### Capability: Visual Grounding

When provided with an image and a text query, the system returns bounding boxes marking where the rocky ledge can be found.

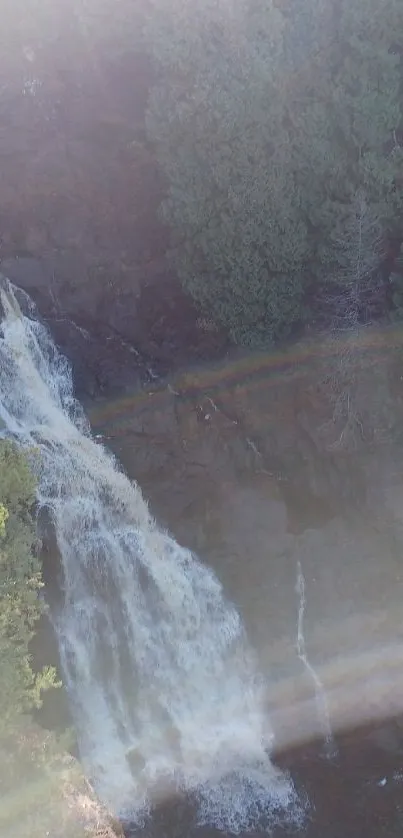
[0,255,227,399]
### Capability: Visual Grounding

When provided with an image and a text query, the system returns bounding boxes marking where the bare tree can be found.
[325,191,383,330]
[320,191,384,448]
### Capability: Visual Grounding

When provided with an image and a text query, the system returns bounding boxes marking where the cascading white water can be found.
[0,279,301,831]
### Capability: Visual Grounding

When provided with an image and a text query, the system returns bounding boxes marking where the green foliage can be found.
[0,504,8,536]
[0,441,59,736]
[293,0,403,282]
[390,244,403,319]
[146,0,308,345]
[146,0,403,344]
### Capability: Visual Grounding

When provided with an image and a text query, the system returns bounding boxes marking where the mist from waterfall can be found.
[0,279,302,831]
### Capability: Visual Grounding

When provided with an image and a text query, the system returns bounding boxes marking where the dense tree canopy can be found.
[0,0,402,352]
[146,0,403,345]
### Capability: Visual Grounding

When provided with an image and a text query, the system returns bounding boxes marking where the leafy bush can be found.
[0,441,59,736]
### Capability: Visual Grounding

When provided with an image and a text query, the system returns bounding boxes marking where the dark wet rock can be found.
[0,253,227,398]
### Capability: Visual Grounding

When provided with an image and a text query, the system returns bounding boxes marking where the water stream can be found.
[0,279,302,830]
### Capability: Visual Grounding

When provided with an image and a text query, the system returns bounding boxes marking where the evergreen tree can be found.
[146,0,309,345]
[287,0,403,284]
[389,243,403,317]
[146,0,403,342]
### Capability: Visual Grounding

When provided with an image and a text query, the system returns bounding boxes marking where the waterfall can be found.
[0,280,300,831]
[295,561,335,758]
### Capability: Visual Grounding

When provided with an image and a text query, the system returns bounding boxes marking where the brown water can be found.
[89,340,403,835]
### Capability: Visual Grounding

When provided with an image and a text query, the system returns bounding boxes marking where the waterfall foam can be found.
[0,279,302,831]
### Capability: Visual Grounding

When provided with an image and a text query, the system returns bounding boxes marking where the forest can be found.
[145,0,403,344]
[0,0,402,356]
[1,0,403,833]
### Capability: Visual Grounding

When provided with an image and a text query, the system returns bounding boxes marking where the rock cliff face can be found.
[86,339,403,755]
[91,333,403,536]
[1,253,226,398]
[0,35,226,396]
